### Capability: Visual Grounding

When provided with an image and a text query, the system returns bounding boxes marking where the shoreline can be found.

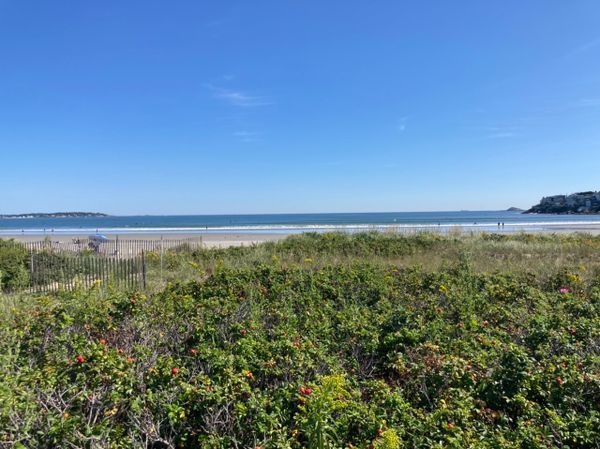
[2,223,600,248]
[2,220,600,234]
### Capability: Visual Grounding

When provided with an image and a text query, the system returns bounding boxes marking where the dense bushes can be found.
[190,232,449,264]
[148,232,600,287]
[0,239,29,291]
[1,257,599,448]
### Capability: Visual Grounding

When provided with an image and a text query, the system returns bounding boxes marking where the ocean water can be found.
[1,211,600,236]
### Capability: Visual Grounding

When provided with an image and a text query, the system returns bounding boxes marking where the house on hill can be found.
[527,191,600,214]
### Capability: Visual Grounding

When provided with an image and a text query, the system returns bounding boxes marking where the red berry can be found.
[556,376,564,385]
[240,329,247,336]
[171,367,180,375]
[75,355,85,364]
[99,338,107,345]
[190,348,198,355]
[299,386,313,396]
[127,357,135,363]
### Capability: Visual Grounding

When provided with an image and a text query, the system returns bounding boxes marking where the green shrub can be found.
[0,239,29,291]
[1,259,599,447]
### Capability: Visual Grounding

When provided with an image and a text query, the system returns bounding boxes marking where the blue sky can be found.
[1,1,599,215]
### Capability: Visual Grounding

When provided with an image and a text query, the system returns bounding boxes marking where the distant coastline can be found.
[525,191,600,215]
[0,212,108,219]
[2,211,600,238]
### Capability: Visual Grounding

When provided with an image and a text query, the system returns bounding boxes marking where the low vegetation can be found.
[1,232,600,448]
[0,239,29,291]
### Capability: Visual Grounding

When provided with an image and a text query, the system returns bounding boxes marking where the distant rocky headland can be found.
[525,191,600,214]
[0,212,108,219]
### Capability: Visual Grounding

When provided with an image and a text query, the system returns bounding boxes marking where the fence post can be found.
[30,251,34,291]
[141,250,146,289]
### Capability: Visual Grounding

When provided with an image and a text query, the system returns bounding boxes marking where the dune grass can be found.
[145,232,600,290]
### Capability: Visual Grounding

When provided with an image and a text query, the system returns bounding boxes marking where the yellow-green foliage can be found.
[374,429,401,449]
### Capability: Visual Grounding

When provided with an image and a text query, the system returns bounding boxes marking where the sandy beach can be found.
[3,223,600,249]
[3,233,290,248]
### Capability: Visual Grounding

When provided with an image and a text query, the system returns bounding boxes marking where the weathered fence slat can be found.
[23,236,203,257]
[15,236,204,293]
[28,253,144,293]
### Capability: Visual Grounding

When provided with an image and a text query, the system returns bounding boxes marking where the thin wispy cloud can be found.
[205,84,273,108]
[486,132,517,139]
[473,125,521,140]
[203,16,238,38]
[567,37,600,57]
[575,98,600,107]
[233,130,261,143]
[204,17,231,28]
[396,117,408,133]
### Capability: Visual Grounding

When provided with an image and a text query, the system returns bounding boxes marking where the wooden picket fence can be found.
[0,237,203,293]
[28,252,146,293]
[23,237,203,257]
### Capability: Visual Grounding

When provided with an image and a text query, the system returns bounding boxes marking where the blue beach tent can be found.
[89,234,110,242]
